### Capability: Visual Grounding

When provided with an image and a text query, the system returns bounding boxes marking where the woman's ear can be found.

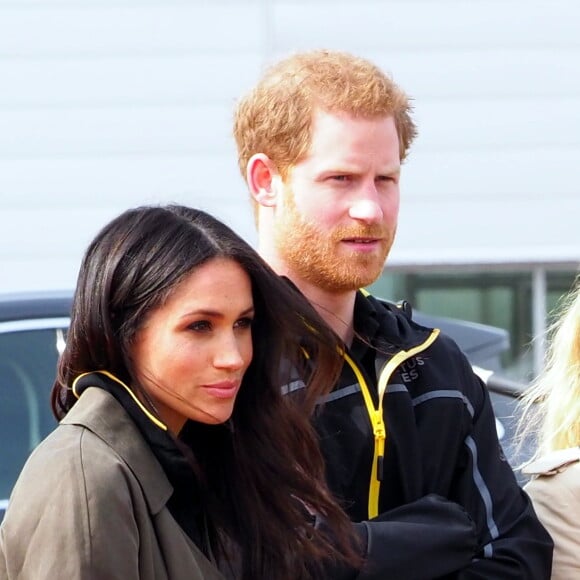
[246,154,281,207]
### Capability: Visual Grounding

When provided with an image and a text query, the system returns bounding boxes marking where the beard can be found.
[274,190,395,293]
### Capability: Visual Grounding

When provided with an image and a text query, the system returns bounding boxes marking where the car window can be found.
[0,326,64,502]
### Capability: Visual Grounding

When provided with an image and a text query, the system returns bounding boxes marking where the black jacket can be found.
[307,292,553,579]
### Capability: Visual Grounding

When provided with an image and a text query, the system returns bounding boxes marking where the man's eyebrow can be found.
[318,162,401,173]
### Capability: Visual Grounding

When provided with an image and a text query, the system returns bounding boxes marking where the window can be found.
[368,268,578,383]
[0,328,62,500]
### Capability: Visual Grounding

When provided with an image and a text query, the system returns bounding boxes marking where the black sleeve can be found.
[357,494,478,580]
[320,494,477,580]
[448,356,553,579]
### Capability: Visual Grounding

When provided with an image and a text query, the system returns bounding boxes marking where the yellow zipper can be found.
[343,328,440,519]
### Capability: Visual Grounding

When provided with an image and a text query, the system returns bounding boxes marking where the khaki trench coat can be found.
[0,387,225,580]
[524,447,580,580]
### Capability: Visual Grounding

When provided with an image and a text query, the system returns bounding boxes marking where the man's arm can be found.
[319,494,478,580]
[450,358,553,579]
[355,494,478,580]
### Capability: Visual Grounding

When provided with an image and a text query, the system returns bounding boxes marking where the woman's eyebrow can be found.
[179,305,255,320]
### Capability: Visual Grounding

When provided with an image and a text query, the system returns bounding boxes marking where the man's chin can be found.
[283,251,386,292]
[315,271,383,293]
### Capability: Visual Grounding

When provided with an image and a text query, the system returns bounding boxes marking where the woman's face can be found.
[130,257,254,434]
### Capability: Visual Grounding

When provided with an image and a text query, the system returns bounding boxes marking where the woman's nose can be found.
[213,335,246,370]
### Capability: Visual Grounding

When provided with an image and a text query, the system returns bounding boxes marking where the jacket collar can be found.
[61,385,173,515]
[355,290,433,352]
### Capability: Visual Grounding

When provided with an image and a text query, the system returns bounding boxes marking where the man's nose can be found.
[348,195,383,223]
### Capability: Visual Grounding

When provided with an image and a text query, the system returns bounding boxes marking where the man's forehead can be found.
[311,107,395,126]
[299,111,400,165]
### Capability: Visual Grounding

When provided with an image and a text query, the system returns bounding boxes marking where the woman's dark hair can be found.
[51,205,360,579]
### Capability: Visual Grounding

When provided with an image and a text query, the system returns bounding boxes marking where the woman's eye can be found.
[188,320,211,332]
[235,317,254,329]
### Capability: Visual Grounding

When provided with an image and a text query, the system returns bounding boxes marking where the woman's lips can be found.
[201,381,240,399]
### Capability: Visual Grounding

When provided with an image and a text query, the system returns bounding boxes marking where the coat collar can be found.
[355,290,433,351]
[61,387,173,514]
[523,446,580,476]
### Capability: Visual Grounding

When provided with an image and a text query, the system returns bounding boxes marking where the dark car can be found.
[0,291,70,519]
[0,291,525,522]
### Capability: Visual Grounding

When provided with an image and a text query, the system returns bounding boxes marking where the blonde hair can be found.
[233,49,417,184]
[518,277,580,461]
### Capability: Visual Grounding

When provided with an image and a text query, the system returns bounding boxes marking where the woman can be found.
[519,278,580,579]
[0,205,360,580]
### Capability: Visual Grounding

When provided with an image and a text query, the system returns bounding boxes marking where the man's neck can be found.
[258,234,357,344]
[282,273,357,346]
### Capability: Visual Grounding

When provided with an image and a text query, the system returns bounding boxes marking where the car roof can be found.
[412,310,510,362]
[0,290,72,322]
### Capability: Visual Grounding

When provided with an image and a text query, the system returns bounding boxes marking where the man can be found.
[234,50,552,579]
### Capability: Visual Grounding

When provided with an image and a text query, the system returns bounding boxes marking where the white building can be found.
[1,0,578,378]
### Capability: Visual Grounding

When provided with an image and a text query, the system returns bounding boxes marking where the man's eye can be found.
[188,320,211,332]
[377,175,398,184]
[331,175,349,182]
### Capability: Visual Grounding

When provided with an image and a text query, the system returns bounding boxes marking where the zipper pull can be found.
[373,413,386,481]
[376,432,386,481]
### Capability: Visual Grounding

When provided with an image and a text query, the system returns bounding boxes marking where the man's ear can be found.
[246,153,281,207]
